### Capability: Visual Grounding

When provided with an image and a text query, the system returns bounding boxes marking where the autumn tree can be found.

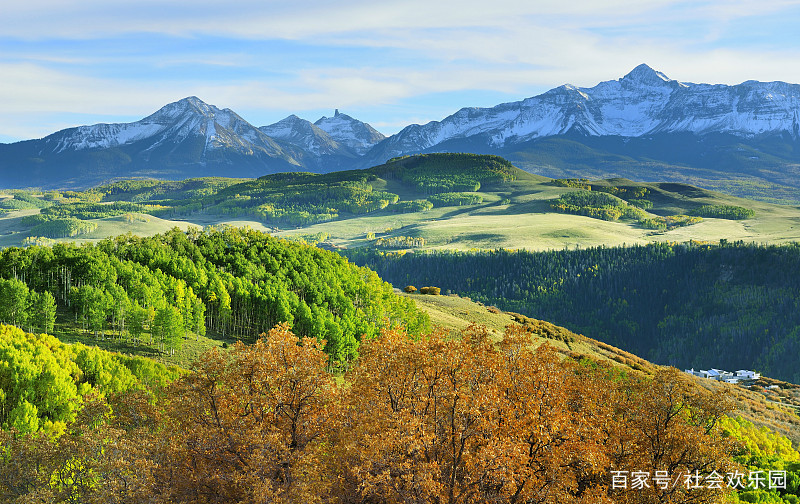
[604,367,739,504]
[336,324,612,504]
[0,393,158,504]
[155,323,339,503]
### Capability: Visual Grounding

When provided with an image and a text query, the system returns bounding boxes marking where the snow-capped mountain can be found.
[364,64,800,165]
[314,110,386,156]
[258,112,385,170]
[45,96,291,159]
[0,97,314,187]
[259,115,341,157]
[3,65,800,190]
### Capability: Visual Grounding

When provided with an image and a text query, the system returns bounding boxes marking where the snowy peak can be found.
[259,115,343,157]
[43,96,288,159]
[621,64,673,87]
[366,64,800,163]
[144,96,226,124]
[260,115,324,141]
[314,111,385,155]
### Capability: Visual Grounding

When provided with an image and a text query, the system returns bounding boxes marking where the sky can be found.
[2,0,800,143]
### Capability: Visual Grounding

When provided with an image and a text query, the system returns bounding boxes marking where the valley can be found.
[2,65,800,502]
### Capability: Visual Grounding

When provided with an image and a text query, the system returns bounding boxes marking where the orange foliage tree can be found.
[335,324,613,504]
[154,323,339,504]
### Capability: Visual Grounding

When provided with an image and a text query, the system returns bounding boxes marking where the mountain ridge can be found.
[2,65,800,194]
[363,63,800,165]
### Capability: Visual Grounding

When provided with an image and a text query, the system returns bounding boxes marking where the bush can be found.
[388,200,434,213]
[404,285,418,293]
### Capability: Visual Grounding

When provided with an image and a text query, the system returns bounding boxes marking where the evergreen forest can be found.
[347,241,800,383]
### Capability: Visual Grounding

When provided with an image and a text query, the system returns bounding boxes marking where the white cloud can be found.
[2,0,800,141]
[4,0,793,41]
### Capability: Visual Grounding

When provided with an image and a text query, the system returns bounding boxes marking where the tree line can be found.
[345,241,800,383]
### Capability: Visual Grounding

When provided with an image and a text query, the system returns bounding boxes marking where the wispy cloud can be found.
[1,0,800,140]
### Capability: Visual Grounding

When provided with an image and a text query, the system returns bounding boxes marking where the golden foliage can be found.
[0,324,740,504]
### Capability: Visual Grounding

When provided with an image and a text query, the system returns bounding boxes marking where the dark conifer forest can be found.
[346,241,800,382]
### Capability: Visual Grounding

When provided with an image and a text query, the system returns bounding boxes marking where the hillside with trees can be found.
[6,321,795,504]
[94,153,519,226]
[0,227,429,364]
[347,241,800,383]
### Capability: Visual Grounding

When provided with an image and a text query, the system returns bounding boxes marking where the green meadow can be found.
[2,153,800,252]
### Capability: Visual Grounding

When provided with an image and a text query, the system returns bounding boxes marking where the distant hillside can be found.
[6,152,800,251]
[347,242,800,384]
[8,153,523,229]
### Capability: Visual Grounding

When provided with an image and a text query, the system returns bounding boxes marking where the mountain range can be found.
[2,64,800,196]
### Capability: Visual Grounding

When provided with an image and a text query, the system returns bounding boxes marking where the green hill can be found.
[0,227,429,365]
[5,153,800,252]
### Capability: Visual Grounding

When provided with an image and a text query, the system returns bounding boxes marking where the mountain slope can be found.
[0,97,306,188]
[3,66,800,198]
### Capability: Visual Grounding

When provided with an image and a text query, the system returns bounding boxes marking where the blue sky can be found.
[2,0,800,143]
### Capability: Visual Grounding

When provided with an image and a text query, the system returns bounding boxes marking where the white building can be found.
[735,370,760,380]
[684,368,759,382]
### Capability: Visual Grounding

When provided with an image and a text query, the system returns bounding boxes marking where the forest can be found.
[5,321,799,504]
[0,227,429,364]
[346,241,800,383]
